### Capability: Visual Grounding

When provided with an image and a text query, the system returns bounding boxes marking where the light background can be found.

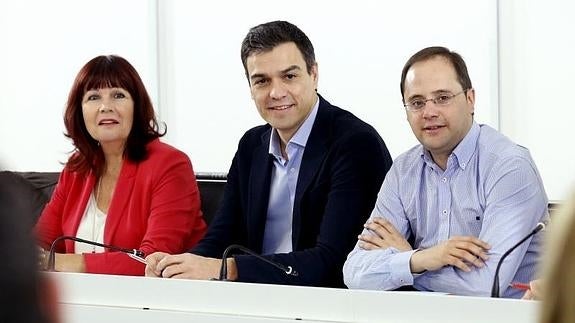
[0,0,573,201]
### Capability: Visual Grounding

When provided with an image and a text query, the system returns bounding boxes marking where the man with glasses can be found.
[343,46,548,298]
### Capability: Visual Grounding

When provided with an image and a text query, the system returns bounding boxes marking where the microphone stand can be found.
[46,235,145,271]
[218,244,298,281]
[491,223,545,297]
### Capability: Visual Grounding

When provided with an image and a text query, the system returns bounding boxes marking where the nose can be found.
[99,101,113,113]
[269,80,287,100]
[421,101,440,119]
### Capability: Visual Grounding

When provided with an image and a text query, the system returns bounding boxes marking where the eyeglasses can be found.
[404,89,468,112]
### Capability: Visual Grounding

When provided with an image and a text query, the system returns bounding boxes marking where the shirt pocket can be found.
[453,205,484,237]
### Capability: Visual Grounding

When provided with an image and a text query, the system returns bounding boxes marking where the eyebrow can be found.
[249,65,302,82]
[281,65,301,74]
[406,89,454,101]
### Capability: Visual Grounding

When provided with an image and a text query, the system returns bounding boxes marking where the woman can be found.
[36,55,206,275]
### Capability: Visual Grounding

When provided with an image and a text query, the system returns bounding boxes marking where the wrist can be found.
[225,257,238,281]
[55,253,86,273]
[409,249,427,274]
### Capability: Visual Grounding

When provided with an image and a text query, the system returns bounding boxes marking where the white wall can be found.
[160,0,498,174]
[499,0,575,201]
[0,0,572,201]
[0,0,158,170]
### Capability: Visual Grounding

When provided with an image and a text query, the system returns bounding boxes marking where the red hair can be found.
[63,55,165,176]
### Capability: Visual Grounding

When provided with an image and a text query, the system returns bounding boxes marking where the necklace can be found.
[92,178,103,253]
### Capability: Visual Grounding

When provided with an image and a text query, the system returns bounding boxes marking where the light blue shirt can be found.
[343,122,549,298]
[262,98,319,255]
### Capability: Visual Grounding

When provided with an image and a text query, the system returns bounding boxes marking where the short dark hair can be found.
[240,20,316,82]
[400,46,473,101]
[63,55,165,176]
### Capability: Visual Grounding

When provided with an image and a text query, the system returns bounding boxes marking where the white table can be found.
[48,272,538,323]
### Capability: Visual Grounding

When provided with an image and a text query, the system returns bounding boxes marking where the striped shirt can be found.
[343,122,548,298]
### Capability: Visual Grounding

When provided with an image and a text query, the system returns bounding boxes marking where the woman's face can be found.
[81,87,134,148]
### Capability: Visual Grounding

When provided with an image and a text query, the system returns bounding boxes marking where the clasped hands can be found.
[144,252,237,281]
[358,217,490,273]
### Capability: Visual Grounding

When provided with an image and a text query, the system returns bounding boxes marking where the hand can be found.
[522,279,542,300]
[358,217,412,252]
[145,252,170,277]
[410,236,490,273]
[146,252,237,280]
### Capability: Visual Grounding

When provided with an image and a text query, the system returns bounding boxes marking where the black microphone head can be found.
[218,244,298,280]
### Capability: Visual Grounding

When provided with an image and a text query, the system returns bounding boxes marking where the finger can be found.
[145,253,167,275]
[522,289,534,300]
[372,217,399,235]
[144,265,159,277]
[162,263,188,279]
[170,273,192,280]
[453,241,490,261]
[358,233,386,248]
[451,248,486,268]
[144,257,160,277]
[358,239,386,250]
[363,222,387,239]
[448,256,471,272]
[160,264,177,278]
[145,252,167,263]
[452,236,491,250]
[530,279,541,291]
[158,254,193,275]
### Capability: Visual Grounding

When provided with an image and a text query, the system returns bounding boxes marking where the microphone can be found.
[490,222,546,297]
[46,235,145,271]
[217,244,298,281]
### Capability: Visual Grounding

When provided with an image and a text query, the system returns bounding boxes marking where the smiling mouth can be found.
[269,104,294,111]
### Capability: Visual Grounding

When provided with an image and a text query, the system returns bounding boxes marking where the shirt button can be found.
[290,168,295,173]
[442,210,448,215]
[461,163,466,168]
[442,177,447,183]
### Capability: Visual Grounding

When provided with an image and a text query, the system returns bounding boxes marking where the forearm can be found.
[344,247,416,290]
[55,253,85,273]
[415,266,495,296]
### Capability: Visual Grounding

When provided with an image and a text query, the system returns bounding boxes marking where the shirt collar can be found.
[451,121,480,169]
[268,97,319,158]
[420,121,480,170]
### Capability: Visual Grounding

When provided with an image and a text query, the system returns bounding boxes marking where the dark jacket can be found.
[192,95,392,287]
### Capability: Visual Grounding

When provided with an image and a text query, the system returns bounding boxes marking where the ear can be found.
[310,63,319,89]
[466,88,476,115]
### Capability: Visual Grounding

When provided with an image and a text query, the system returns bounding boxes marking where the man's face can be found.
[403,56,475,163]
[246,42,318,143]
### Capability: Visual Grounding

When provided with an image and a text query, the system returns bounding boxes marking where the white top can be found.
[75,191,107,254]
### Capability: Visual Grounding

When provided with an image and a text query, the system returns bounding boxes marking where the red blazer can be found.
[36,139,207,275]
